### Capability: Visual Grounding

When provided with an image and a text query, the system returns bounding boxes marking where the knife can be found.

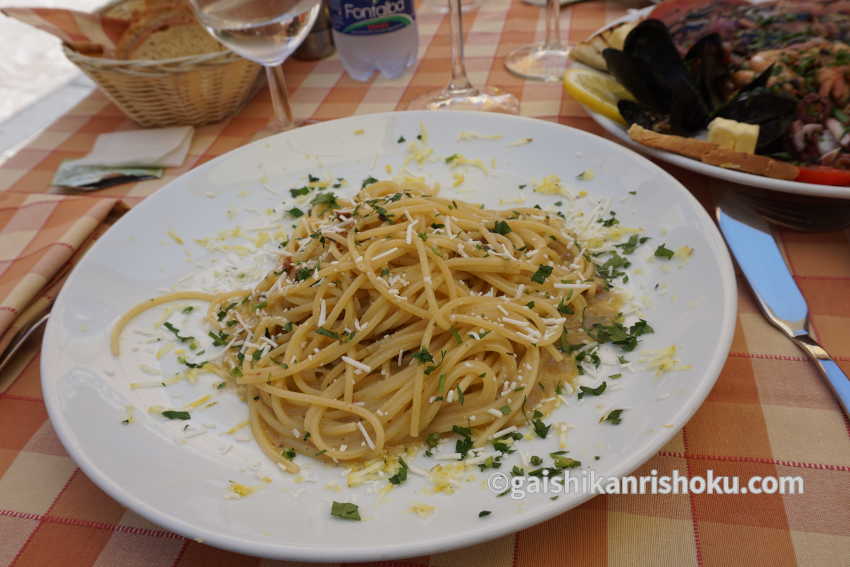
[717,194,850,416]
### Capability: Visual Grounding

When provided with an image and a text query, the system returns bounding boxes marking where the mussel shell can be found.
[603,48,667,113]
[615,19,710,134]
[717,87,797,151]
[618,99,663,130]
[684,33,729,110]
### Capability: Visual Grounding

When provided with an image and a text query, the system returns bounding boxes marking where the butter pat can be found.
[707,117,759,154]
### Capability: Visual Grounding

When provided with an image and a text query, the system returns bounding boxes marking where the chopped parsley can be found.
[287,207,304,218]
[316,327,340,340]
[609,373,622,379]
[492,220,512,235]
[531,410,550,439]
[452,425,473,459]
[598,211,619,227]
[397,135,406,143]
[531,265,553,284]
[290,186,310,198]
[361,176,379,188]
[310,192,340,213]
[163,322,193,343]
[294,266,315,281]
[456,385,465,405]
[445,153,460,163]
[162,410,190,420]
[552,455,581,469]
[557,298,574,315]
[526,301,536,309]
[411,347,434,364]
[500,404,511,415]
[596,252,630,284]
[450,327,462,345]
[425,432,440,457]
[367,200,393,221]
[388,457,409,485]
[577,382,606,399]
[208,330,229,347]
[530,455,543,466]
[590,319,653,352]
[331,501,361,521]
[216,302,236,321]
[178,356,205,369]
[437,373,447,393]
[603,409,624,425]
[654,244,674,260]
[511,465,525,476]
[616,235,649,255]
[479,510,492,518]
[181,306,194,314]
[283,448,296,460]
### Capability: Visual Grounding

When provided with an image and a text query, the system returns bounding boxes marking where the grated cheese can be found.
[342,356,372,374]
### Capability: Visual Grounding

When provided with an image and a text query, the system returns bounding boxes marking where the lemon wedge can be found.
[562,67,635,125]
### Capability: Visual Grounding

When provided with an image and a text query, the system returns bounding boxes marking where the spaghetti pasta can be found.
[113,179,613,470]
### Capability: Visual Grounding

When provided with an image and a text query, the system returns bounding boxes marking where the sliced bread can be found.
[628,124,800,181]
[115,4,223,60]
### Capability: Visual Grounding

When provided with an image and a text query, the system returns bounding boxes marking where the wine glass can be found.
[189,0,321,132]
[407,0,518,113]
[431,0,480,13]
[505,0,571,82]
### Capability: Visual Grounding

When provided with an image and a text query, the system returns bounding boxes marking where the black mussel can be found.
[618,99,667,130]
[604,19,709,134]
[684,33,729,109]
[717,87,798,151]
[603,48,667,113]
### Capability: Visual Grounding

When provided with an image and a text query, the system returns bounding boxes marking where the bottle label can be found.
[329,0,415,36]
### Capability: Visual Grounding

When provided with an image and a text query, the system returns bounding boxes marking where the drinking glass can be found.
[408,0,518,113]
[504,0,570,82]
[189,0,321,132]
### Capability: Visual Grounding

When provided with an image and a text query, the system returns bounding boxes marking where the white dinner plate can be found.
[576,6,850,200]
[42,111,736,562]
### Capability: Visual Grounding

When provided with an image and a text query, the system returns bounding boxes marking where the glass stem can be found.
[543,0,563,50]
[266,65,295,131]
[446,0,475,93]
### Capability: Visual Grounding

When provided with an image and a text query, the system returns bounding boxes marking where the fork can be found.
[740,189,850,232]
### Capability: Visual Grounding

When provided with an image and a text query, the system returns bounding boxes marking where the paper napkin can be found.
[53,126,194,189]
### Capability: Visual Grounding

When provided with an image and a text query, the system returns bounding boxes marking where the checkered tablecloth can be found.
[1,1,848,565]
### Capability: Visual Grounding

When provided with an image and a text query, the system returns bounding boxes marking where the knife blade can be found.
[717,194,850,416]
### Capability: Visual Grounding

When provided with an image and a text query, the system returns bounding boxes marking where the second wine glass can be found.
[505,0,571,82]
[407,0,518,113]
[190,0,321,132]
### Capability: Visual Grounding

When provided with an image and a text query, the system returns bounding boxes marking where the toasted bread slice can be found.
[115,5,222,60]
[701,147,800,180]
[102,0,147,20]
[628,124,800,180]
[570,21,637,71]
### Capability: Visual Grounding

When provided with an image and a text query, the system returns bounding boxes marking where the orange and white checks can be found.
[0,1,847,565]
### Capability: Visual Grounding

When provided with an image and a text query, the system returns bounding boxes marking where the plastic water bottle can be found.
[329,0,419,82]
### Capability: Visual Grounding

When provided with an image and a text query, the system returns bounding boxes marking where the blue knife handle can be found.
[813,359,850,416]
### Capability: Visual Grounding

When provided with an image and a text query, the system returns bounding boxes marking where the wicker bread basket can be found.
[64,3,263,127]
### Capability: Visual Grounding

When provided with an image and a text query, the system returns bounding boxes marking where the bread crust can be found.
[628,124,800,180]
[113,3,205,59]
